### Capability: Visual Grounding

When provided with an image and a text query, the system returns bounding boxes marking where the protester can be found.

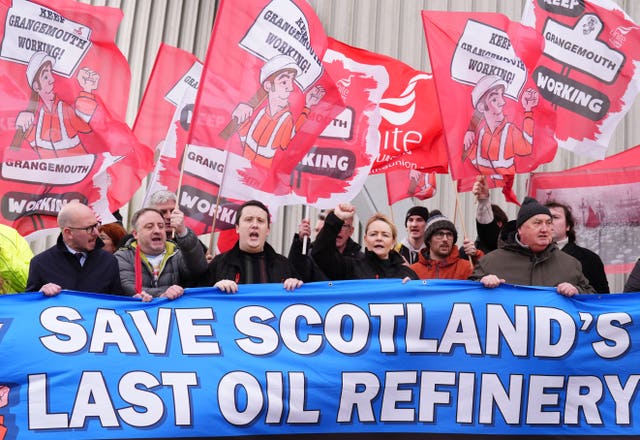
[99,222,127,253]
[202,200,303,293]
[146,189,210,267]
[470,197,595,296]
[147,190,190,238]
[396,205,429,264]
[411,214,483,280]
[623,259,640,293]
[312,203,418,281]
[115,208,208,300]
[0,224,33,294]
[288,208,361,282]
[545,201,609,293]
[26,201,123,296]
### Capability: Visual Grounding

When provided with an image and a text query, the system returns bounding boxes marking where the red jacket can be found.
[410,245,483,280]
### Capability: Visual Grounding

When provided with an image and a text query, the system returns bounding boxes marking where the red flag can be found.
[189,0,344,206]
[422,11,557,197]
[528,144,640,274]
[347,47,448,175]
[187,36,381,210]
[386,169,437,205]
[521,0,640,159]
[0,0,153,235]
[133,44,202,159]
[133,45,243,235]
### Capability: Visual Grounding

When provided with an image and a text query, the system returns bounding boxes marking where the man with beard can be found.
[202,200,303,293]
[26,201,123,295]
[115,208,208,300]
[410,214,482,280]
[470,197,595,296]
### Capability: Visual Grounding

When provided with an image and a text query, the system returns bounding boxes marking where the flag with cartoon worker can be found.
[189,0,344,204]
[422,11,558,201]
[0,0,153,235]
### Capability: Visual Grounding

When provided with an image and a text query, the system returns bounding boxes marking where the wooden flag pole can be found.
[451,177,473,270]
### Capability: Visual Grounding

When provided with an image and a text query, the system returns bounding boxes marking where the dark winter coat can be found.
[470,222,595,293]
[312,212,417,281]
[115,229,208,297]
[26,234,123,294]
[561,241,609,293]
[202,241,299,286]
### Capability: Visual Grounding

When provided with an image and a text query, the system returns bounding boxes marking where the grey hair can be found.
[147,190,177,208]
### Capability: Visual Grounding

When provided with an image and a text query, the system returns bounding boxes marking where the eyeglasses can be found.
[433,231,454,239]
[68,222,101,233]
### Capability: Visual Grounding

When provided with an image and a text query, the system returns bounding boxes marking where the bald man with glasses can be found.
[26,201,124,296]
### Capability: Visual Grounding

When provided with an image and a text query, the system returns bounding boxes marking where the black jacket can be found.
[26,234,123,294]
[287,233,329,282]
[475,218,501,254]
[201,241,299,285]
[624,258,640,293]
[312,212,417,281]
[561,241,609,293]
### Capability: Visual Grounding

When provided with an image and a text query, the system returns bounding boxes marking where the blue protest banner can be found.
[0,279,638,439]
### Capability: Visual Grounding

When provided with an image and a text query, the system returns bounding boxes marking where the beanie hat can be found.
[516,197,551,228]
[404,206,429,226]
[424,214,457,245]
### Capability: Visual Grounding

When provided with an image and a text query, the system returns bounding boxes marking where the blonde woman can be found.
[312,203,417,281]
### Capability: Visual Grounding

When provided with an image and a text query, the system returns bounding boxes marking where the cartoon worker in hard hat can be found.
[14,51,100,159]
[230,54,325,168]
[462,74,538,179]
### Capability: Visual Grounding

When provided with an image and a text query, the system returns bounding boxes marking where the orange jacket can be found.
[410,245,484,280]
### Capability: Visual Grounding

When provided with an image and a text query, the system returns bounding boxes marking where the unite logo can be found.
[379,73,430,125]
[378,73,431,154]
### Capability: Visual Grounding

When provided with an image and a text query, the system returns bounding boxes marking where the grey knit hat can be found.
[424,214,457,244]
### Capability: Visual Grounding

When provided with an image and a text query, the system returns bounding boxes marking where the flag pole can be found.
[172,143,192,241]
[451,177,473,269]
[302,205,309,255]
